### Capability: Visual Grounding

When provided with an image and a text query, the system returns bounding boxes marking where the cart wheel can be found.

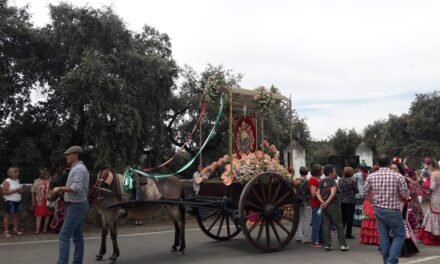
[238,172,299,252]
[195,207,241,241]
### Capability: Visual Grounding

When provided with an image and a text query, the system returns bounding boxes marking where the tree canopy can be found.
[1,1,310,181]
[1,2,178,172]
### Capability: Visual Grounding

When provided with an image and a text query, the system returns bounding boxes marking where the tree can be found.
[0,2,311,177]
[1,3,179,171]
[306,140,334,166]
[0,0,37,126]
[264,86,308,151]
[329,128,362,156]
[165,64,242,172]
[362,120,386,156]
[406,91,440,158]
[376,114,411,157]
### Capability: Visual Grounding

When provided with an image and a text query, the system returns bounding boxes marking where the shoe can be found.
[341,245,350,251]
[325,245,334,251]
[4,231,11,238]
[345,235,355,239]
[296,239,302,243]
[13,230,23,235]
[310,242,322,248]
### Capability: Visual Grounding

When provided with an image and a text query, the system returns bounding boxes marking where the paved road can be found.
[0,223,439,264]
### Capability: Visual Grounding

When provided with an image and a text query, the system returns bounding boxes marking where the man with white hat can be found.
[53,145,90,264]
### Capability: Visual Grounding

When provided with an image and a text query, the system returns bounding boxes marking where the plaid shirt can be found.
[363,167,409,210]
[64,161,89,203]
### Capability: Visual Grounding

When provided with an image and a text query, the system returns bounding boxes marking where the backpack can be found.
[294,178,311,206]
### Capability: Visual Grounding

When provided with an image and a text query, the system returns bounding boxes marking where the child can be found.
[2,166,23,237]
[32,168,52,234]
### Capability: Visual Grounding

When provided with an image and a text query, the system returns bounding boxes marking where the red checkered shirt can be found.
[363,167,409,210]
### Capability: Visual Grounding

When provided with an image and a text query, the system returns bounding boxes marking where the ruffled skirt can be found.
[360,218,379,245]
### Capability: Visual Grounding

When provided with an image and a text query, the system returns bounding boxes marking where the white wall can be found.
[283,140,306,177]
[356,143,373,167]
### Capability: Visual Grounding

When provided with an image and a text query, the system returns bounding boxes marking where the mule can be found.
[49,168,186,263]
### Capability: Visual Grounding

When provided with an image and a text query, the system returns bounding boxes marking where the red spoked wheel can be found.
[238,172,299,252]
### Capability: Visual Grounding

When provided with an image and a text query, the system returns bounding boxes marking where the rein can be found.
[50,197,65,230]
[87,172,102,204]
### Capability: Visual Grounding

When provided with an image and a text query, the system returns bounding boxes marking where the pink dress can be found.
[31,179,52,217]
[418,177,440,245]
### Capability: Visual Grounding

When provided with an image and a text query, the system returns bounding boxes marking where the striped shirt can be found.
[64,161,89,203]
[363,167,409,210]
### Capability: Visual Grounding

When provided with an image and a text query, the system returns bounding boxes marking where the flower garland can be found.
[260,139,280,161]
[201,141,290,185]
[253,86,275,113]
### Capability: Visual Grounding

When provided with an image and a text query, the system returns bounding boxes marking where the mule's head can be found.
[47,165,70,202]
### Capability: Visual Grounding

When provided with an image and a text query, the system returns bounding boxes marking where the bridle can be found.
[88,169,122,205]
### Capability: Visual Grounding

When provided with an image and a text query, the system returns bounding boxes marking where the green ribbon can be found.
[123,94,225,192]
[123,168,134,193]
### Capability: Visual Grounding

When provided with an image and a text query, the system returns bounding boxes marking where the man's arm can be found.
[363,177,371,196]
[363,177,374,203]
[397,176,410,200]
[54,167,87,194]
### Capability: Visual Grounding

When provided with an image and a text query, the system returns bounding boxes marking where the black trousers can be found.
[340,203,355,236]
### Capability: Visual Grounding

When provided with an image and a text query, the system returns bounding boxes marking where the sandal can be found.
[4,231,11,238]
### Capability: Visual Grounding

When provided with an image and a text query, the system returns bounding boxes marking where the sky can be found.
[12,0,440,140]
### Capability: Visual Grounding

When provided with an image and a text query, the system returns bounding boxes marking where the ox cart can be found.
[111,86,299,253]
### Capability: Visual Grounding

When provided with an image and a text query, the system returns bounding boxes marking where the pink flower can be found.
[264,154,272,161]
[221,171,233,186]
[263,140,270,147]
[201,167,211,175]
[211,161,219,170]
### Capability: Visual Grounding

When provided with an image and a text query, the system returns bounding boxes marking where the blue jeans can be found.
[374,207,405,264]
[311,207,322,243]
[57,201,89,264]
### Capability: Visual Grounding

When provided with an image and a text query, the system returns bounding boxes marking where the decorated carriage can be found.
[113,84,299,253]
